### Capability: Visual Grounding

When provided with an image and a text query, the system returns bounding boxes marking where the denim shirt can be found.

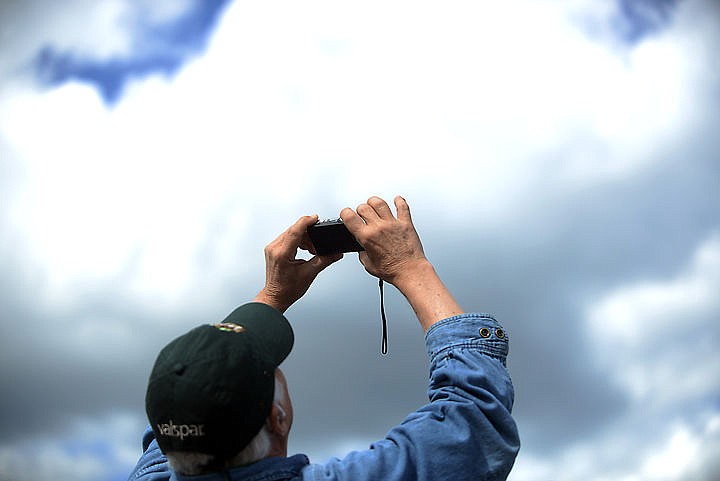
[128,313,520,481]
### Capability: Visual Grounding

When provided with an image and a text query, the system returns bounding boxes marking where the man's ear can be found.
[269,403,290,436]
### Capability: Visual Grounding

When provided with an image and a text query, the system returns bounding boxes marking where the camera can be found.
[307,218,364,255]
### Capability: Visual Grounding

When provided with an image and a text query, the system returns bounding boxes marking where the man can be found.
[128,195,520,481]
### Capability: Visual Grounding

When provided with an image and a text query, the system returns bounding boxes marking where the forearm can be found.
[392,260,463,331]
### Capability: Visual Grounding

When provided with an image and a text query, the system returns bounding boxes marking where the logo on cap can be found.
[212,322,246,333]
[157,420,206,440]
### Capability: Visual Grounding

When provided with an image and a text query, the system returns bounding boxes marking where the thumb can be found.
[306,253,343,274]
[394,195,412,223]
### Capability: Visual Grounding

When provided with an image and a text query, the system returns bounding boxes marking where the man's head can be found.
[145,302,294,461]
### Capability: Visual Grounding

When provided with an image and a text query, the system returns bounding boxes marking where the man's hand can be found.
[341,196,427,286]
[342,196,463,330]
[254,215,342,313]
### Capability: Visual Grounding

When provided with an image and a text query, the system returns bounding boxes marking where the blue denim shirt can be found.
[128,313,520,481]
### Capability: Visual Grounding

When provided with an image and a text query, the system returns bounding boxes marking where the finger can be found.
[288,214,319,237]
[281,215,319,254]
[367,196,394,220]
[266,215,317,260]
[394,196,412,223]
[299,234,317,255]
[298,226,317,254]
[341,207,366,236]
[305,253,343,275]
[356,202,381,223]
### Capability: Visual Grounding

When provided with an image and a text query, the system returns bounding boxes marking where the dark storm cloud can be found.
[31,0,233,104]
[248,129,719,454]
[0,284,159,440]
[450,118,720,449]
[281,130,720,455]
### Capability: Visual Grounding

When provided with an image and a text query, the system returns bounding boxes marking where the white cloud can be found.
[541,232,720,481]
[0,412,146,481]
[2,0,714,307]
[586,232,720,405]
[509,412,720,481]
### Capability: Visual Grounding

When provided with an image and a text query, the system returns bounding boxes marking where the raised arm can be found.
[341,196,463,331]
[304,196,519,481]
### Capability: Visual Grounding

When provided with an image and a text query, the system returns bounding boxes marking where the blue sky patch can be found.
[33,0,233,105]
[612,0,681,44]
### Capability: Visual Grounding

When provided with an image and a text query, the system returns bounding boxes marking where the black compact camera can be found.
[307,218,364,255]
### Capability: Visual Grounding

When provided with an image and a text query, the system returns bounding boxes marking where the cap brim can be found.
[221,302,294,366]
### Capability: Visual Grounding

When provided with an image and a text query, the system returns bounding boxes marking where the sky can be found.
[0,0,719,480]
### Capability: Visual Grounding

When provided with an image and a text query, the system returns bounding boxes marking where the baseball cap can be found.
[145,302,294,459]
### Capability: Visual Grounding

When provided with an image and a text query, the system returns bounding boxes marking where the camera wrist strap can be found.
[379,279,388,355]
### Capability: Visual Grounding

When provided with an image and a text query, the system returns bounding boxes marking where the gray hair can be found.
[166,373,286,475]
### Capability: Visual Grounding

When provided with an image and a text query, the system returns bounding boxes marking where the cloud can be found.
[511,411,720,481]
[0,1,719,481]
[586,231,720,409]
[541,232,720,481]
[2,0,713,299]
[32,0,234,104]
[0,412,146,481]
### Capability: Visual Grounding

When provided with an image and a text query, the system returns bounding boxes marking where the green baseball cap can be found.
[145,302,293,458]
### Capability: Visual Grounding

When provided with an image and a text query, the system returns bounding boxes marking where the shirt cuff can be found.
[425,313,510,366]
